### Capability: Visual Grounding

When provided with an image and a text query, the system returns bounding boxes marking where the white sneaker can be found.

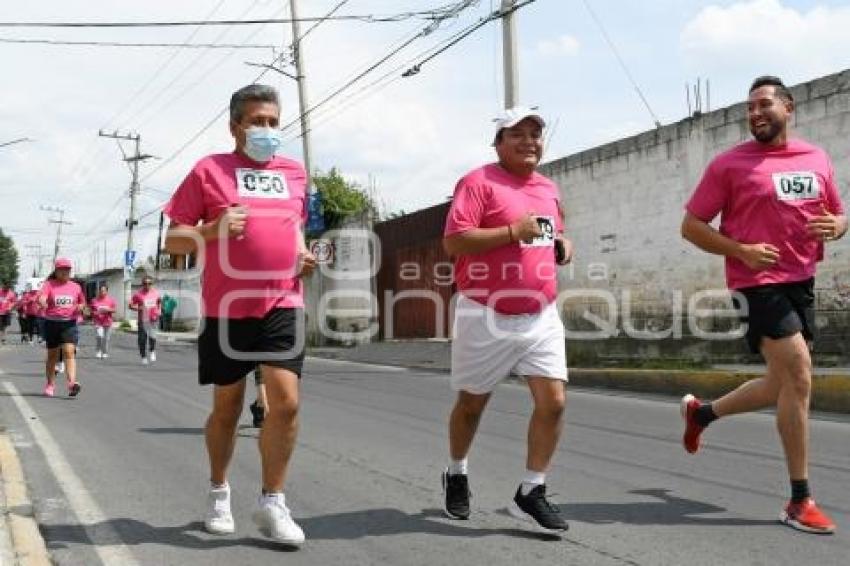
[142,356,149,365]
[252,493,305,546]
[150,351,157,362]
[204,484,235,534]
[96,351,103,359]
[103,353,109,359]
[56,361,65,374]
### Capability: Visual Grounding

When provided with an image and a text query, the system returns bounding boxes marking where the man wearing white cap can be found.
[441,107,573,532]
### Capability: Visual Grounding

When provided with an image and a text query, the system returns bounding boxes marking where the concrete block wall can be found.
[540,69,850,360]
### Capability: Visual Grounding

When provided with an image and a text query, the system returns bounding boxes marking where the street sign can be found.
[124,250,137,267]
[306,191,325,235]
[309,239,334,264]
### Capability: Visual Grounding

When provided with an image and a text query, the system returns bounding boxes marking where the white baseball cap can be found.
[493,106,546,141]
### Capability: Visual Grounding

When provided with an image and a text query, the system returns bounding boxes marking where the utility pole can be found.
[501,0,519,109]
[98,130,154,316]
[25,244,48,277]
[40,206,72,263]
[289,0,314,188]
[289,0,325,345]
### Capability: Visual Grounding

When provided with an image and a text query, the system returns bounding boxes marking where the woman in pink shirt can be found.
[90,284,117,359]
[129,275,161,364]
[38,258,85,398]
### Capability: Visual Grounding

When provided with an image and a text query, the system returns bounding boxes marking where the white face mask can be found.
[244,126,282,162]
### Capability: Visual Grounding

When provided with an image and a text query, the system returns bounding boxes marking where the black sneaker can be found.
[249,401,265,428]
[442,469,471,519]
[509,484,568,532]
[68,382,81,398]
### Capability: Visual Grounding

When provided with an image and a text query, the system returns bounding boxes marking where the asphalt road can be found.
[0,329,848,566]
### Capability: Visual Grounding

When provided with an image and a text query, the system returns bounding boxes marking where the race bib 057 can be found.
[772,171,820,202]
[236,169,289,199]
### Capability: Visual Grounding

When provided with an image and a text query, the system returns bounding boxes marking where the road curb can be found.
[309,353,850,414]
[0,427,51,566]
[568,369,850,414]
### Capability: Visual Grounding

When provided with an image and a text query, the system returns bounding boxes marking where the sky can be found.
[3,0,850,281]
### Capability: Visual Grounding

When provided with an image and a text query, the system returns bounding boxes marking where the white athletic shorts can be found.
[450,294,568,394]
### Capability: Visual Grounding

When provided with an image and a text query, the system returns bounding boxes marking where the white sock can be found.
[260,491,285,505]
[210,481,228,490]
[448,458,468,476]
[520,470,546,495]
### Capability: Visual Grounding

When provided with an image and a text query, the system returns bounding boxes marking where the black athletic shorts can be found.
[198,308,305,386]
[43,319,79,349]
[0,314,10,330]
[734,278,815,354]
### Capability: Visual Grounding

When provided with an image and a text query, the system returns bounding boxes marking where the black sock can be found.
[791,479,811,503]
[693,403,718,427]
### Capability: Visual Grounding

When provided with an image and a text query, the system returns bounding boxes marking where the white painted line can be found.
[2,381,140,566]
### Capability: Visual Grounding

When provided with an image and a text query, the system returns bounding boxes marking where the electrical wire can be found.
[0,37,275,48]
[0,7,464,28]
[579,0,661,128]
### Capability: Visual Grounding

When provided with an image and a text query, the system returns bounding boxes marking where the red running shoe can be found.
[781,498,836,534]
[680,394,706,454]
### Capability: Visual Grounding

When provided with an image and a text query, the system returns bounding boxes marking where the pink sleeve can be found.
[130,293,140,306]
[824,160,844,215]
[444,181,489,237]
[686,160,727,222]
[164,167,206,226]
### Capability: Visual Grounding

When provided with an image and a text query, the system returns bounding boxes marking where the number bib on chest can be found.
[236,169,289,199]
[772,171,820,202]
[521,216,556,248]
[54,295,74,307]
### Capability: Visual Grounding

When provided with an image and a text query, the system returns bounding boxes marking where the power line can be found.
[101,0,231,130]
[0,11,458,29]
[136,0,344,189]
[62,0,264,189]
[579,0,661,128]
[278,2,480,136]
[118,0,275,130]
[0,37,276,48]
[400,0,534,79]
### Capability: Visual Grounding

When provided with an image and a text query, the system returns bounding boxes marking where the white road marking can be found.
[2,381,140,566]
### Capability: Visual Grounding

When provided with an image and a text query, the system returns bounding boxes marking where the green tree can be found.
[313,168,374,231]
[0,228,20,286]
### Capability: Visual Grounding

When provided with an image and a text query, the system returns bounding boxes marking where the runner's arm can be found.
[682,212,780,271]
[444,214,541,256]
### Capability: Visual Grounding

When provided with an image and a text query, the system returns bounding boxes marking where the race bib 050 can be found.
[236,169,289,199]
[772,171,820,202]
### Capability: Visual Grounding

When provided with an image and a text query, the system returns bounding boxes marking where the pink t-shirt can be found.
[90,295,117,327]
[24,291,40,316]
[131,289,161,322]
[164,152,308,319]
[444,163,564,315]
[686,139,844,289]
[41,280,85,321]
[0,290,16,315]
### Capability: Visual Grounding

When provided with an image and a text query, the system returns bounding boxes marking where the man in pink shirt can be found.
[441,107,573,533]
[164,84,315,546]
[129,275,161,364]
[0,282,16,344]
[681,76,846,535]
